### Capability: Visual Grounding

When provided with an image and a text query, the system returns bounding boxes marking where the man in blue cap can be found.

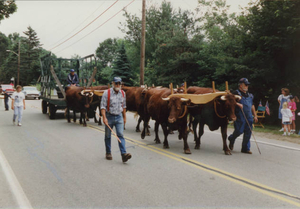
[67,69,79,86]
[100,77,132,162]
[228,78,258,154]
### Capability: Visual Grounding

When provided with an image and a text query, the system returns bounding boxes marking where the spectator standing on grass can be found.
[288,95,298,134]
[281,102,293,136]
[11,85,25,126]
[278,88,290,131]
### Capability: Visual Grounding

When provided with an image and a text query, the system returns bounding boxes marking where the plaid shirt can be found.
[100,88,126,115]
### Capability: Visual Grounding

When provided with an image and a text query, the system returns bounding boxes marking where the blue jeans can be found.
[13,106,23,123]
[104,113,126,155]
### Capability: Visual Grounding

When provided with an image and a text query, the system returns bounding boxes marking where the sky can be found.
[0,0,252,58]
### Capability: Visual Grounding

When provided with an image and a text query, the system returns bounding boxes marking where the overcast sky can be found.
[0,0,251,58]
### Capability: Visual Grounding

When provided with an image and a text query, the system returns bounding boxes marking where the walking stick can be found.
[241,108,262,155]
[94,110,121,143]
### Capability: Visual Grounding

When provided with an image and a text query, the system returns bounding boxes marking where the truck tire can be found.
[48,103,56,119]
[42,100,48,114]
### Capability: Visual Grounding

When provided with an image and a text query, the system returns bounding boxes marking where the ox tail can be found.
[133,112,139,120]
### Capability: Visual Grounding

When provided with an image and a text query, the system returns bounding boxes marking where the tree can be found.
[22,26,43,85]
[112,42,133,86]
[0,0,17,23]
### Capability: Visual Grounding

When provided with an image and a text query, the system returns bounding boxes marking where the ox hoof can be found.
[83,124,87,127]
[136,129,141,132]
[146,133,151,136]
[154,139,161,144]
[163,145,169,149]
[225,150,232,155]
[194,145,200,150]
[184,149,192,154]
[141,134,145,140]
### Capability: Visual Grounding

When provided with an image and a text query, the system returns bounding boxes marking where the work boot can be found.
[228,137,234,150]
[241,150,252,154]
[122,153,132,163]
[106,153,112,160]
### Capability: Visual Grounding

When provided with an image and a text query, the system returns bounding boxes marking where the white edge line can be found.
[207,130,300,151]
[0,148,33,209]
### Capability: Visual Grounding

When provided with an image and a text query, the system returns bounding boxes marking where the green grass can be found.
[253,124,300,138]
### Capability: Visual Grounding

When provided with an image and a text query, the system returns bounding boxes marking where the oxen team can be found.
[65,85,241,155]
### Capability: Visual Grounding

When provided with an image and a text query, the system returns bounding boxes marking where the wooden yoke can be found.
[170,83,173,94]
[212,81,216,93]
[225,81,229,93]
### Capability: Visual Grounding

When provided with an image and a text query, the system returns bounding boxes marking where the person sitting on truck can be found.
[67,69,79,86]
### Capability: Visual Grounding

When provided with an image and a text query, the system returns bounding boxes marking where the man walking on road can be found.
[228,78,258,154]
[100,77,132,163]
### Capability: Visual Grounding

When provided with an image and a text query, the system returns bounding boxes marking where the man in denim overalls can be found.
[228,78,258,154]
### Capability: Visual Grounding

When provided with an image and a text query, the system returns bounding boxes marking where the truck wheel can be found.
[48,103,56,119]
[42,100,48,114]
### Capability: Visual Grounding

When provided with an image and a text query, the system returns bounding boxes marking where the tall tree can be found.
[112,42,133,86]
[0,0,17,23]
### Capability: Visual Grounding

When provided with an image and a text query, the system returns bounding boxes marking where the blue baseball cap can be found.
[2,89,6,92]
[70,69,75,72]
[113,77,122,83]
[238,78,250,85]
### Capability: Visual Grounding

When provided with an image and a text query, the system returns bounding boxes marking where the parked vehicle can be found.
[22,86,41,100]
[1,84,15,95]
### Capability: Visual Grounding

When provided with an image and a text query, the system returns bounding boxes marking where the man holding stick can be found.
[100,77,132,162]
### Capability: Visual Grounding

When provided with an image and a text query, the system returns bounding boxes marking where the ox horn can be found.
[235,95,241,100]
[221,96,226,101]
[89,92,94,97]
[162,97,170,101]
[81,90,85,95]
[180,98,189,102]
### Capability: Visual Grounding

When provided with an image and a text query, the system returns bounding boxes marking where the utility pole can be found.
[6,40,21,86]
[139,0,146,86]
[17,40,20,85]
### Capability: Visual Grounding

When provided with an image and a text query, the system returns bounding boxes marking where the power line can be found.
[47,1,106,49]
[54,0,135,55]
[48,0,119,51]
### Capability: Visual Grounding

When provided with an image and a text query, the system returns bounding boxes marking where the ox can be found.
[65,86,94,127]
[141,88,191,154]
[86,85,109,125]
[122,86,150,134]
[189,93,241,155]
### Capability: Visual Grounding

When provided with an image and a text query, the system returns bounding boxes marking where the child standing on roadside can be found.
[11,85,25,126]
[288,95,299,134]
[281,102,293,136]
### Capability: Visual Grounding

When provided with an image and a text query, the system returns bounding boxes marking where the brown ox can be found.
[65,86,94,127]
[86,85,109,125]
[141,88,191,154]
[188,92,241,155]
[122,86,150,133]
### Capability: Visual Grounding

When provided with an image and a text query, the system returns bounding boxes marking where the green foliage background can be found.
[1,0,300,125]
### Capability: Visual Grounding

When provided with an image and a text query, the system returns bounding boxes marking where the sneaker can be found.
[13,120,15,125]
[288,132,291,136]
[282,132,286,136]
[122,153,132,163]
[106,153,112,160]
[279,128,284,132]
[18,123,22,126]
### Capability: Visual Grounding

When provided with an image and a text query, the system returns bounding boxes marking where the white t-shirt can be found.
[12,92,25,107]
[281,108,293,123]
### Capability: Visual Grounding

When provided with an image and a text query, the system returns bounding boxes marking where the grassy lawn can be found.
[253,124,300,138]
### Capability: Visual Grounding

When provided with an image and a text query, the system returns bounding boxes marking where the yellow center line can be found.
[87,123,300,207]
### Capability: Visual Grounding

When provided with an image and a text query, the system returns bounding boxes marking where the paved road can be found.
[0,99,300,209]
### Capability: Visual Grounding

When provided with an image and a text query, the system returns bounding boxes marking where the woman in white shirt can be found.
[11,85,26,126]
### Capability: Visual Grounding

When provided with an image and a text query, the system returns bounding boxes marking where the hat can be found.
[70,69,75,72]
[2,89,6,92]
[238,78,250,85]
[113,77,122,83]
